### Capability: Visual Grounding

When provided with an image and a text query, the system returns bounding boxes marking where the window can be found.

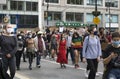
[2,5,7,10]
[67,0,83,5]
[26,2,38,11]
[66,12,74,21]
[10,1,17,10]
[105,14,118,23]
[54,12,61,20]
[45,0,59,3]
[0,14,5,23]
[32,2,38,11]
[18,1,24,10]
[17,15,38,28]
[10,15,16,24]
[87,0,103,6]
[10,1,24,11]
[44,11,62,21]
[26,2,31,11]
[66,12,83,22]
[105,0,118,8]
[75,13,83,21]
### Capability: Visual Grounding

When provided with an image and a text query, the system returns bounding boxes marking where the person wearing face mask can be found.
[72,32,83,68]
[0,24,17,79]
[103,32,120,79]
[82,25,102,79]
[26,32,36,70]
[57,33,68,68]
[98,27,109,53]
[15,32,25,70]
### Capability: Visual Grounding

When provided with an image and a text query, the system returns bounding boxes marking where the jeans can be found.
[87,59,98,79]
[36,53,41,66]
[108,69,120,79]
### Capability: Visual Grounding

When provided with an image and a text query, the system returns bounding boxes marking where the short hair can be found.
[88,25,95,33]
[112,32,120,38]
[99,27,105,31]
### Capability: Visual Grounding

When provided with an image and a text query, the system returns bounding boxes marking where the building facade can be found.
[0,0,38,28]
[0,0,120,31]
[43,0,120,31]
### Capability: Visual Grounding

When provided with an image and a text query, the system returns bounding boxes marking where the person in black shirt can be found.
[103,32,120,79]
[15,32,24,70]
[0,24,17,79]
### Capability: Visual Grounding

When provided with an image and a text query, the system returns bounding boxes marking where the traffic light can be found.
[92,11,101,17]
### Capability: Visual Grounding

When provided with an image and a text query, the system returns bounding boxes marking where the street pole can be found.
[46,0,49,26]
[95,0,98,28]
[38,0,43,30]
[108,1,111,32]
[95,0,97,12]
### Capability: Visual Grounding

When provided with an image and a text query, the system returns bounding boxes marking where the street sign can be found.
[93,17,100,25]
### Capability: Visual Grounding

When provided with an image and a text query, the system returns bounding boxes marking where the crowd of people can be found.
[0,24,120,79]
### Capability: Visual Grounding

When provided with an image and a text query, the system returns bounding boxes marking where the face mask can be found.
[7,28,14,34]
[62,37,65,40]
[18,36,22,40]
[93,28,97,32]
[94,31,98,35]
[112,41,120,47]
[28,35,32,38]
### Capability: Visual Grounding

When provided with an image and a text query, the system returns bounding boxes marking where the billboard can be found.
[0,0,7,4]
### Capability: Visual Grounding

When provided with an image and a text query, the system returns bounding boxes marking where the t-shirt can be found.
[72,36,82,48]
[103,44,120,77]
[103,44,120,67]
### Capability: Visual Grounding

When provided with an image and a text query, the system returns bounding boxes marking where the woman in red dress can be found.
[57,34,68,68]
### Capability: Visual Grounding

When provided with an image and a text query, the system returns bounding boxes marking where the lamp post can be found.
[92,0,100,17]
[106,0,114,32]
[46,0,49,26]
[92,0,101,29]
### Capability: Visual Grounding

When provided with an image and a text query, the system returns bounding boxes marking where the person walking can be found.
[71,32,83,68]
[15,32,24,70]
[26,33,36,70]
[66,32,74,64]
[34,31,46,68]
[57,33,68,68]
[103,32,120,79]
[50,32,57,60]
[82,25,102,79]
[0,24,17,79]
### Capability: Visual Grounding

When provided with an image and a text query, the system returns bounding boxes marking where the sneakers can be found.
[75,64,79,69]
[17,67,20,70]
[37,65,41,68]
[96,72,100,77]
[29,65,32,70]
[85,70,90,78]
[84,70,99,78]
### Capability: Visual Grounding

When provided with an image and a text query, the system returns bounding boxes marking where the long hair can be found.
[72,32,79,38]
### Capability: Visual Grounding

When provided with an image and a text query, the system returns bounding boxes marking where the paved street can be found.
[14,56,104,79]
